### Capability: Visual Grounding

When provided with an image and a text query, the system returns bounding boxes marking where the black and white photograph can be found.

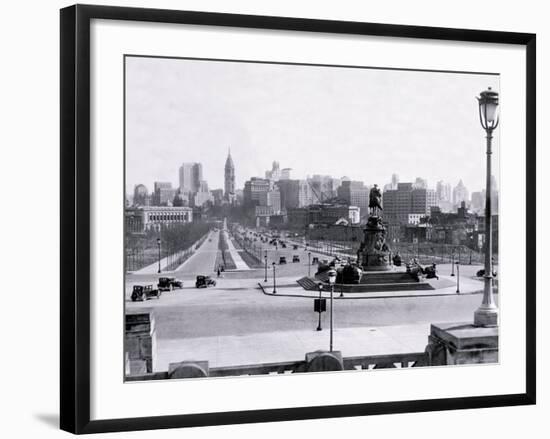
[124,55,501,381]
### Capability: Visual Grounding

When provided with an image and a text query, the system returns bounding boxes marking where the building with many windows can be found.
[383,182,437,224]
[152,182,177,206]
[243,177,272,207]
[125,206,194,233]
[337,180,370,217]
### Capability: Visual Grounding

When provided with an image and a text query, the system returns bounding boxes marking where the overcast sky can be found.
[125,56,499,195]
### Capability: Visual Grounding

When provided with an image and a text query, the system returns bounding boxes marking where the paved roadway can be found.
[174,230,220,276]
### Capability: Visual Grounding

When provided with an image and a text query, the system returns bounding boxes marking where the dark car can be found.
[195,275,217,288]
[131,284,161,301]
[293,244,299,250]
[157,277,183,291]
[279,256,287,264]
[292,255,300,263]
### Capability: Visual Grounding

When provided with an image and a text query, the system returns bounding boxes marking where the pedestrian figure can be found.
[217,266,221,277]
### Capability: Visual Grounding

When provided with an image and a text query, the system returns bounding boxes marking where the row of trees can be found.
[125,222,213,271]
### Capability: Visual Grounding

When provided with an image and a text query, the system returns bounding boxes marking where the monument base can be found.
[426,322,498,366]
[363,263,393,272]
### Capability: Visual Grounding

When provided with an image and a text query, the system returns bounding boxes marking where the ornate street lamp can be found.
[264,250,268,283]
[474,87,499,327]
[316,283,323,331]
[272,262,277,294]
[327,268,337,352]
[308,252,312,277]
[157,237,161,274]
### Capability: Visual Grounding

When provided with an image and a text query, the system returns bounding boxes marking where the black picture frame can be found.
[60,4,536,434]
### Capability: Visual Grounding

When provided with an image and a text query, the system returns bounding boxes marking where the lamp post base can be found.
[426,322,498,366]
[473,307,499,327]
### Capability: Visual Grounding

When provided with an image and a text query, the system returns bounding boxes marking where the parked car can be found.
[279,256,287,264]
[131,284,161,301]
[195,275,217,288]
[293,244,299,250]
[312,256,319,264]
[157,277,183,291]
[292,255,300,263]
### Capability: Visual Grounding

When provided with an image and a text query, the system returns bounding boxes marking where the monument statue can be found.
[368,184,383,216]
[358,184,391,271]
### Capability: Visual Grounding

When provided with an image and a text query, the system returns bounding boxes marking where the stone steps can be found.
[297,273,434,293]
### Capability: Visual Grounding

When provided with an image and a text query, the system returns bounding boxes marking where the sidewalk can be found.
[154,323,431,371]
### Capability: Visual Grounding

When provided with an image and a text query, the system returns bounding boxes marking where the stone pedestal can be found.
[426,322,498,366]
[169,361,209,379]
[357,216,391,271]
[125,309,156,374]
[305,351,344,372]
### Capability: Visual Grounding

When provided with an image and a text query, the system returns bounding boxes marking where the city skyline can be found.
[125,56,500,194]
[126,153,496,202]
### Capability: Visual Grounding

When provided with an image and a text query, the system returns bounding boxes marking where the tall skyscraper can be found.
[179,162,203,193]
[224,149,236,202]
[453,179,469,206]
[436,180,452,202]
[133,184,149,206]
[265,161,281,181]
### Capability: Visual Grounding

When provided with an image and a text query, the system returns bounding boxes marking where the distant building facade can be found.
[133,184,150,206]
[243,177,272,207]
[383,182,437,224]
[178,162,203,193]
[152,182,176,206]
[453,179,469,207]
[277,179,314,209]
[125,206,193,233]
[337,180,370,217]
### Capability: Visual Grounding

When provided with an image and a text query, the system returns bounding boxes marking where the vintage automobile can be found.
[157,277,183,291]
[279,256,287,264]
[131,284,161,301]
[292,244,299,250]
[292,255,300,263]
[312,256,319,264]
[195,275,217,288]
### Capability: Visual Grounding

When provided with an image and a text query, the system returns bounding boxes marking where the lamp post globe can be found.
[474,87,499,327]
[477,87,500,130]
